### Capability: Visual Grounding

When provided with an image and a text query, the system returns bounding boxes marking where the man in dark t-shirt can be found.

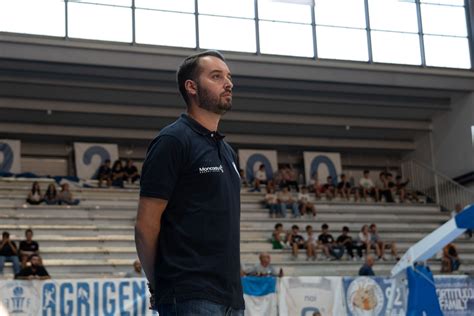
[97,159,112,187]
[124,159,140,184]
[0,231,21,275]
[16,254,50,280]
[318,224,344,260]
[19,228,39,267]
[135,50,244,315]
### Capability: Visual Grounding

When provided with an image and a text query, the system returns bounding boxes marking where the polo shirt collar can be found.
[181,113,225,140]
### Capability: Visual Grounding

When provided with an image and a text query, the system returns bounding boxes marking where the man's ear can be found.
[185,80,198,97]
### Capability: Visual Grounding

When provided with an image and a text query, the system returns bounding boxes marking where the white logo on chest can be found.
[199,165,224,174]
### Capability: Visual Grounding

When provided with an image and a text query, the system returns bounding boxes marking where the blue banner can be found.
[436,276,474,316]
[343,276,406,316]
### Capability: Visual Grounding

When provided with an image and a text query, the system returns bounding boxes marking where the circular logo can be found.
[0,281,40,315]
[347,277,385,315]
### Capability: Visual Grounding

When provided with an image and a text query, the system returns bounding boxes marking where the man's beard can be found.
[196,82,232,115]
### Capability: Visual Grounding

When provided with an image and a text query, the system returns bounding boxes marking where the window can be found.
[0,0,65,37]
[258,0,312,24]
[198,0,254,18]
[199,16,256,53]
[371,31,421,65]
[368,0,418,32]
[68,2,132,42]
[135,10,196,48]
[316,26,368,61]
[135,0,194,13]
[424,36,471,69]
[421,4,467,36]
[259,21,314,57]
[314,0,366,28]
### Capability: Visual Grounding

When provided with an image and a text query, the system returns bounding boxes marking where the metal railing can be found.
[401,160,474,211]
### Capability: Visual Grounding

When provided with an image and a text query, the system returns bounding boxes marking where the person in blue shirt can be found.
[135,50,244,316]
[359,255,375,276]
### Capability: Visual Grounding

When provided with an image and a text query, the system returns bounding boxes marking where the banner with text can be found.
[278,276,345,316]
[0,139,21,174]
[0,278,156,316]
[74,142,119,180]
[303,152,341,185]
[343,276,407,316]
[436,276,474,316]
[238,149,278,182]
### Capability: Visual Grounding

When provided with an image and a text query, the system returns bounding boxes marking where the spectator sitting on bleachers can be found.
[358,255,375,276]
[395,175,409,203]
[287,225,305,259]
[278,186,299,218]
[308,172,322,199]
[250,164,268,192]
[245,252,281,277]
[111,160,125,188]
[337,226,363,261]
[359,170,379,202]
[26,181,43,205]
[304,225,318,261]
[58,183,80,205]
[19,229,39,268]
[0,231,21,276]
[15,254,50,280]
[125,259,145,278]
[124,159,140,184]
[298,187,316,217]
[271,223,286,249]
[369,223,400,261]
[441,243,461,273]
[265,187,279,218]
[377,172,394,203]
[358,224,381,258]
[44,183,59,205]
[282,165,299,192]
[322,176,336,201]
[337,173,359,201]
[97,159,112,187]
[452,203,472,239]
[318,223,344,260]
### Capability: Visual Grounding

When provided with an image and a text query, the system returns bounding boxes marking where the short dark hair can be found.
[306,225,312,231]
[363,170,370,175]
[321,223,329,230]
[25,229,33,235]
[275,223,282,229]
[292,225,299,230]
[340,173,346,178]
[2,231,9,238]
[369,223,376,229]
[342,226,349,232]
[177,50,226,106]
[396,175,402,180]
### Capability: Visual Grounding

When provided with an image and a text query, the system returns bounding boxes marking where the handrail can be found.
[401,160,474,211]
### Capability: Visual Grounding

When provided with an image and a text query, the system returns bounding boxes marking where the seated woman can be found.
[111,160,125,188]
[441,243,461,273]
[26,181,43,205]
[43,183,59,205]
[58,183,80,205]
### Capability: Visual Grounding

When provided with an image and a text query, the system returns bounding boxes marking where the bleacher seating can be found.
[0,178,472,279]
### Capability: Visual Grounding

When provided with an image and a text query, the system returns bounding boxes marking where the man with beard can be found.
[15,254,50,280]
[135,51,244,315]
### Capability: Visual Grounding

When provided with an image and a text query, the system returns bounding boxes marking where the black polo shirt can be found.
[140,114,244,309]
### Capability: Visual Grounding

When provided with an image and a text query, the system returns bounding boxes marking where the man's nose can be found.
[224,77,233,89]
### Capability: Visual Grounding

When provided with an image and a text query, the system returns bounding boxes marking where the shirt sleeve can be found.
[140,135,185,200]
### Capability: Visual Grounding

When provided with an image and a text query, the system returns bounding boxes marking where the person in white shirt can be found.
[359,170,379,202]
[298,187,316,217]
[264,187,279,218]
[278,186,300,218]
[250,164,268,192]
[357,224,381,258]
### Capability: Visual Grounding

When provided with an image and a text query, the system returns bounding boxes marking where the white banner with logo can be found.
[0,139,21,174]
[74,142,119,180]
[278,277,345,316]
[303,151,342,185]
[238,149,278,182]
[0,278,156,316]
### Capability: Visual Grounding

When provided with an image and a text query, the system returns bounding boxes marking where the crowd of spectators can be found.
[0,229,49,280]
[98,159,140,188]
[270,222,400,262]
[26,182,80,206]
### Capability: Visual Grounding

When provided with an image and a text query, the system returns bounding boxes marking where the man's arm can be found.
[135,197,167,290]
